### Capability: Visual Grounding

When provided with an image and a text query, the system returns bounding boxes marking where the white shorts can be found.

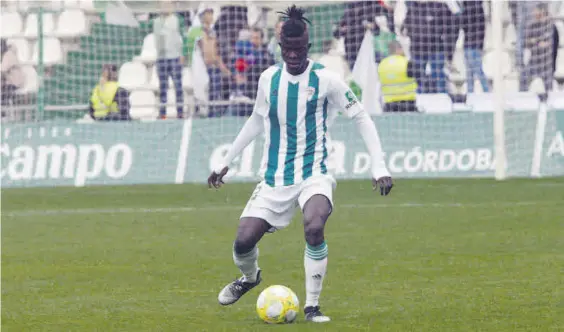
[240,174,337,231]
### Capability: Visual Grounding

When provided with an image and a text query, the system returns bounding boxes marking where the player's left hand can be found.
[208,167,229,189]
[372,176,393,196]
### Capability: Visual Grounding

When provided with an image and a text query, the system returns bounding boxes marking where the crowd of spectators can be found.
[1,0,561,118]
[156,0,559,117]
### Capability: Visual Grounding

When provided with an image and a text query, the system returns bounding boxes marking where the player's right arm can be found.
[208,75,268,188]
[326,71,393,196]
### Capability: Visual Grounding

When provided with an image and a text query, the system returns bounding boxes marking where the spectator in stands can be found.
[245,28,274,98]
[267,20,283,63]
[198,6,232,116]
[230,28,274,116]
[1,39,24,106]
[214,5,248,102]
[519,3,554,92]
[509,1,535,74]
[378,41,421,112]
[153,0,186,119]
[443,1,462,76]
[403,1,454,93]
[231,28,253,102]
[89,64,131,121]
[461,0,490,93]
[215,5,248,66]
[333,1,394,70]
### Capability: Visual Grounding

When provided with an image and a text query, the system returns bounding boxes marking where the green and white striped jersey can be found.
[253,60,364,187]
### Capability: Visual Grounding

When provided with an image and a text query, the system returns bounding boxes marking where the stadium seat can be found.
[555,21,564,48]
[334,37,346,57]
[547,91,564,110]
[467,92,540,112]
[64,0,79,7]
[118,62,148,90]
[7,38,30,62]
[505,77,519,93]
[135,33,157,63]
[483,23,492,50]
[416,94,453,113]
[129,90,157,119]
[31,38,63,65]
[148,65,173,91]
[559,3,564,20]
[450,50,466,82]
[45,0,64,10]
[7,0,31,11]
[452,102,472,112]
[16,65,39,94]
[1,12,23,38]
[24,12,55,38]
[55,9,88,38]
[181,67,193,90]
[503,24,517,48]
[505,92,540,111]
[79,0,96,12]
[454,29,464,50]
[482,50,511,79]
[1,0,17,11]
[166,89,185,117]
[528,77,547,94]
[466,93,494,112]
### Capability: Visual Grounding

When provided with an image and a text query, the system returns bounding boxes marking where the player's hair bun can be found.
[277,5,311,38]
[277,5,311,25]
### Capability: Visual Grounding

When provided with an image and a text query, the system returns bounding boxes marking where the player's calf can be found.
[302,194,331,316]
[219,218,270,306]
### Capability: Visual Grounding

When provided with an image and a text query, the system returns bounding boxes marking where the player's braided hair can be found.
[277,5,311,38]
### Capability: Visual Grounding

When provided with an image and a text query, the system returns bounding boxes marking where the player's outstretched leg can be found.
[302,195,332,323]
[218,217,271,306]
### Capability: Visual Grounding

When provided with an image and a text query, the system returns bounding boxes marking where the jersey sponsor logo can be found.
[345,90,357,109]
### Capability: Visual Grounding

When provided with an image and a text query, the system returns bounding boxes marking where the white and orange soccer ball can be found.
[256,285,299,324]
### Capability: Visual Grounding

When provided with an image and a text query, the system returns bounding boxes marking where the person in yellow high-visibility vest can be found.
[377,42,422,112]
[89,64,131,121]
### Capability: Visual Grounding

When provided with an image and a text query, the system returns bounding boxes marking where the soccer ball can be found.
[256,285,299,324]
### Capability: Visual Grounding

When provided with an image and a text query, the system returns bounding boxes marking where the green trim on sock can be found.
[305,242,328,260]
[306,241,327,251]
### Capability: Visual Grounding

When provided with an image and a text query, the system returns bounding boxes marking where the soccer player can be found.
[208,5,393,323]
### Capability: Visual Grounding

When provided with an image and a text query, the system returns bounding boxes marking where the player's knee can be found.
[233,237,256,255]
[303,209,328,246]
[303,197,331,246]
[303,197,331,226]
[304,221,324,246]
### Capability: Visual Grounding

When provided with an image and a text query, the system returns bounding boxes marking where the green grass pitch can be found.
[2,178,564,331]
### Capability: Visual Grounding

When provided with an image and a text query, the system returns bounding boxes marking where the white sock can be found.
[233,246,259,283]
[304,241,328,308]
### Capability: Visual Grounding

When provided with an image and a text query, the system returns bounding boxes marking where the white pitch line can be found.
[1,201,554,218]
